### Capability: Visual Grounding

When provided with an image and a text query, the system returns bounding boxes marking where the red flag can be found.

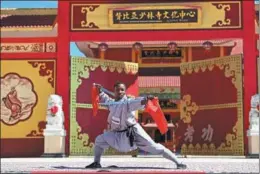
[126,79,138,97]
[145,97,168,135]
[91,85,99,116]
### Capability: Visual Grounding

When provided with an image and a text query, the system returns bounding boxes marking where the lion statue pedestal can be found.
[42,95,66,157]
[247,94,259,157]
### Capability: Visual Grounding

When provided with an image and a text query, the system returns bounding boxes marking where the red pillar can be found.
[57,1,70,156]
[242,1,257,155]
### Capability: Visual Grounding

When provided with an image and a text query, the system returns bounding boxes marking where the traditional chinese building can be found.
[1,8,58,157]
[1,1,259,157]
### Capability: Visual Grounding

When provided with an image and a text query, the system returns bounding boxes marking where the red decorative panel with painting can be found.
[70,57,138,156]
[175,55,244,155]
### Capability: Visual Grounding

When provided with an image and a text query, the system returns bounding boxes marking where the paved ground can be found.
[1,156,259,174]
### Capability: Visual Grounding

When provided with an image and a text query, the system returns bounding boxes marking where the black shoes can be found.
[85,161,186,170]
[177,163,187,169]
[85,162,102,169]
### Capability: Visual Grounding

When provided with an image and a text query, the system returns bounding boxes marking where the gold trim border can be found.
[1,27,54,31]
[71,56,138,75]
[76,103,107,110]
[199,103,238,110]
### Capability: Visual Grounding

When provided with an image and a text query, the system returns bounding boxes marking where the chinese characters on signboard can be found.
[112,9,198,24]
[141,48,182,58]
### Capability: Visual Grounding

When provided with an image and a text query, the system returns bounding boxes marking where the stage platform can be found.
[1,156,259,174]
[31,170,205,174]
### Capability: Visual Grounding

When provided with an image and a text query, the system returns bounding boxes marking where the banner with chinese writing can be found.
[141,48,183,59]
[70,57,139,156]
[108,7,201,28]
[176,55,244,155]
[71,1,241,31]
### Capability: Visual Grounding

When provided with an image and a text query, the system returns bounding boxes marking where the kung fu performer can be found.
[85,82,187,169]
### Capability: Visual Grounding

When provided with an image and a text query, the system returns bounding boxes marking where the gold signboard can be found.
[108,6,201,28]
[71,1,241,31]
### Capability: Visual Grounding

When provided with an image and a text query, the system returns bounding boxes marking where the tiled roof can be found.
[1,15,57,28]
[1,8,57,15]
[138,76,180,88]
[0,8,57,29]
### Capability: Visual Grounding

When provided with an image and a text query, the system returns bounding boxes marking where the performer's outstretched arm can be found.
[127,95,154,112]
[127,97,146,112]
[99,91,113,103]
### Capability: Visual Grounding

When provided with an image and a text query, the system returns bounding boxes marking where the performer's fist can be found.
[147,95,155,100]
[93,83,102,88]
[93,83,102,92]
[141,95,155,105]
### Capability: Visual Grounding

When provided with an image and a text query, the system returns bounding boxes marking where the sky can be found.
[1,1,58,8]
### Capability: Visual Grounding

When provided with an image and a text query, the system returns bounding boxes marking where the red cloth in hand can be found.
[91,85,99,116]
[145,97,168,135]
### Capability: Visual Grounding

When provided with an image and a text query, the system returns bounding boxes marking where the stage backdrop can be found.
[176,54,244,155]
[70,57,139,156]
[1,59,56,157]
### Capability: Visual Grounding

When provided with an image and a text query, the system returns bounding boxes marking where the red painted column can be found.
[242,1,257,155]
[57,1,70,156]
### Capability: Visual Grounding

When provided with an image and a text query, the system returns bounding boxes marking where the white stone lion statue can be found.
[249,94,260,132]
[46,94,64,130]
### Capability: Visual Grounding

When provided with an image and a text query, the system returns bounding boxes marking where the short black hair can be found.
[114,81,126,88]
